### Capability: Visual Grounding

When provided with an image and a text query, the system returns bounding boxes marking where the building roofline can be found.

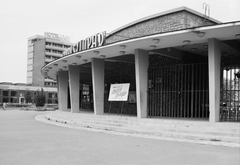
[28,35,46,40]
[28,35,73,44]
[108,6,221,37]
[42,20,240,80]
[0,83,57,91]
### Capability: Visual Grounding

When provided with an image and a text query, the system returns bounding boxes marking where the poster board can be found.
[108,83,130,101]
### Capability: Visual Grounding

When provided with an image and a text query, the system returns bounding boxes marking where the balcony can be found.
[45,78,56,82]
[45,51,62,57]
[45,45,67,51]
[45,58,54,63]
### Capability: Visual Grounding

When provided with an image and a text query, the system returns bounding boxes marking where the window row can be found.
[45,55,60,60]
[0,97,58,104]
[46,49,63,54]
[44,82,57,86]
[31,38,42,44]
[46,42,71,49]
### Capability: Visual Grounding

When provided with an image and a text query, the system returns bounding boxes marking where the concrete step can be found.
[45,114,240,144]
[50,112,240,132]
[45,111,240,144]
[56,111,239,125]
[48,114,240,138]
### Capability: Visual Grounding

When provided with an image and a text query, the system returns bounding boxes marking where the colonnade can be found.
[57,39,222,122]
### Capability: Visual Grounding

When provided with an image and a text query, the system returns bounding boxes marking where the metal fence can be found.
[148,63,209,119]
[220,67,240,122]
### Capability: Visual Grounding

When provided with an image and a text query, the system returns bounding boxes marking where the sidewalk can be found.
[36,110,240,148]
[1,110,239,165]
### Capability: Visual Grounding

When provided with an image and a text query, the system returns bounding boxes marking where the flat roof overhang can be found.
[42,21,240,82]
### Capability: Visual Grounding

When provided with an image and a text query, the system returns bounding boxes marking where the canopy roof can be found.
[42,7,240,83]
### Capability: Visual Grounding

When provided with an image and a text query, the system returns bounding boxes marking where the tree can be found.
[24,90,33,104]
[34,88,46,107]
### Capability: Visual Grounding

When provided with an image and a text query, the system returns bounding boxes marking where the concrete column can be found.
[58,71,68,111]
[208,38,221,122]
[68,65,80,113]
[135,49,149,118]
[57,75,60,106]
[91,58,105,115]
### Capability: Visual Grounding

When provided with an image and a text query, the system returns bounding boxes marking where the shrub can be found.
[24,90,33,104]
[34,88,46,107]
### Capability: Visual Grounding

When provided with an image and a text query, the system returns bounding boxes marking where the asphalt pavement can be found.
[0,109,239,165]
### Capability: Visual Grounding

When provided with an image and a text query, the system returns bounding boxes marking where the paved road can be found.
[0,109,239,165]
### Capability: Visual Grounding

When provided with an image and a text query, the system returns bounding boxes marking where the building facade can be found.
[0,82,58,104]
[27,32,73,87]
[42,7,240,123]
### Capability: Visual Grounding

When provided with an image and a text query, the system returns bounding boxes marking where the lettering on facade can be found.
[44,32,70,42]
[62,31,106,57]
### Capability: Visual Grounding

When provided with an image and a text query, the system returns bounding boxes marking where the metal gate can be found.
[148,63,209,119]
[220,67,240,122]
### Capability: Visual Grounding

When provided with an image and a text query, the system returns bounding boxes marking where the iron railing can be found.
[220,67,240,122]
[148,63,209,119]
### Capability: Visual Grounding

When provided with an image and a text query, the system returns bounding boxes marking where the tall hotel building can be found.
[27,32,73,87]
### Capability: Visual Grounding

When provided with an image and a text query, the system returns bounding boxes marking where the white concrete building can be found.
[0,82,57,104]
[42,7,240,123]
[27,32,73,87]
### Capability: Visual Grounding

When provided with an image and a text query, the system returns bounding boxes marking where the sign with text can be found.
[62,31,106,56]
[108,83,130,101]
[44,32,70,42]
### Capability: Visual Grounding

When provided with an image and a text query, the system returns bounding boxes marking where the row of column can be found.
[57,49,149,118]
[57,38,221,122]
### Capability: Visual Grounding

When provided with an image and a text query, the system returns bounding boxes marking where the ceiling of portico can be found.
[74,55,135,84]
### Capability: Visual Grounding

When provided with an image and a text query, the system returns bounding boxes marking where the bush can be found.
[24,90,33,104]
[34,88,46,107]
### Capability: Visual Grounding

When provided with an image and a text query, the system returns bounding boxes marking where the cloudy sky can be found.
[0,0,240,83]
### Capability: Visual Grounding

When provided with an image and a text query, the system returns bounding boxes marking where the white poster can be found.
[108,83,130,101]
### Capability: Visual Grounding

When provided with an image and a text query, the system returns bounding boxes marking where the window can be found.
[52,50,62,54]
[3,91,9,96]
[45,55,51,59]
[31,39,37,43]
[3,98,9,103]
[27,71,33,77]
[52,43,62,48]
[10,91,17,97]
[27,65,33,71]
[48,93,53,98]
[64,45,70,49]
[27,77,33,84]
[27,58,33,64]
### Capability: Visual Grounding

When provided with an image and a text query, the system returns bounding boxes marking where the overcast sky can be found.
[0,0,240,83]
